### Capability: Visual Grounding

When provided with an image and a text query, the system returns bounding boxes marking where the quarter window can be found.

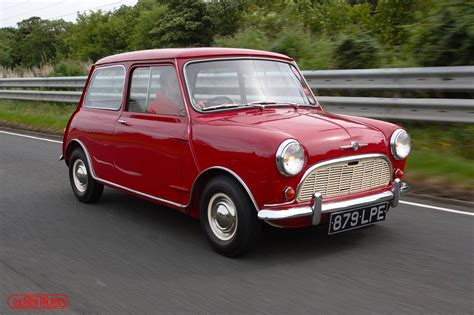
[128,66,184,116]
[84,66,125,110]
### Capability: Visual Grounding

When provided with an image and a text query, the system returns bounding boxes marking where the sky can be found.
[0,0,139,28]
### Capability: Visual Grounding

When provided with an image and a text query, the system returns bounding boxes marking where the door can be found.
[80,65,126,181]
[113,65,188,205]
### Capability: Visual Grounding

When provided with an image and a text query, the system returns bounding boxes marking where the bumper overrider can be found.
[258,179,409,225]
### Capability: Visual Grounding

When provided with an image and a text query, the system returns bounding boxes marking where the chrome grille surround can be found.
[296,154,392,202]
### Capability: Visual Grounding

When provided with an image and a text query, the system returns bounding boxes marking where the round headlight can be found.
[390,129,411,160]
[276,139,305,176]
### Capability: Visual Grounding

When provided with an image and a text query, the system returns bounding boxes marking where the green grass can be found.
[0,99,472,195]
[406,150,474,187]
[396,122,473,195]
[0,99,75,133]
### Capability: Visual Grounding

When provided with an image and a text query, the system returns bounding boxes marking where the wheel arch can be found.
[64,140,93,176]
[187,167,259,219]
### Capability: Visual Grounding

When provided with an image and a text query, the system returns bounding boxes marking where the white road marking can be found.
[2,130,473,216]
[400,200,473,216]
[0,130,62,144]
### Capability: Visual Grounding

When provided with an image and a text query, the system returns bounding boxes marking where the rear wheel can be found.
[69,149,103,203]
[200,176,261,257]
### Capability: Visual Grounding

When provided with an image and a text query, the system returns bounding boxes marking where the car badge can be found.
[340,141,368,151]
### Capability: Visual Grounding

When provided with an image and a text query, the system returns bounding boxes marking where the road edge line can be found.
[400,200,473,216]
[2,130,472,216]
[0,130,63,144]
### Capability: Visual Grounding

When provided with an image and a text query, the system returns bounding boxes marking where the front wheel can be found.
[200,176,261,257]
[69,148,104,203]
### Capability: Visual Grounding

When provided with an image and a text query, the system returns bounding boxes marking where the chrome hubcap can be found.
[208,193,237,241]
[73,159,88,193]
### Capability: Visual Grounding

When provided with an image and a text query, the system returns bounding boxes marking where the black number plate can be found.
[328,202,389,235]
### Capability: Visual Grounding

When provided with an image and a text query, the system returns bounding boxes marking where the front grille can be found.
[297,156,391,202]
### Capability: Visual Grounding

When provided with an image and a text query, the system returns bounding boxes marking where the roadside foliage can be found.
[0,0,473,74]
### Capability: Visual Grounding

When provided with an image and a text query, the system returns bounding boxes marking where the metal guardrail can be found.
[304,66,474,92]
[0,76,87,89]
[0,66,473,123]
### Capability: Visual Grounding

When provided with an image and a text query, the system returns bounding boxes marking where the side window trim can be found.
[127,64,185,117]
[84,64,126,111]
[144,67,153,110]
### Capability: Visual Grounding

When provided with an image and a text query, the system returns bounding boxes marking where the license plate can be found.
[328,202,389,235]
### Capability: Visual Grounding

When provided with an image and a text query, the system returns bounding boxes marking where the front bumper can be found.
[258,179,408,225]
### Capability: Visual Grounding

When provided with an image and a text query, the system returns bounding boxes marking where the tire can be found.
[69,148,104,203]
[200,176,261,257]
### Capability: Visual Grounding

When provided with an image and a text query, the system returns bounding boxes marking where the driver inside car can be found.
[147,68,183,116]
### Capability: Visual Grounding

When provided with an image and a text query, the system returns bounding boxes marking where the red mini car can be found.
[61,48,411,256]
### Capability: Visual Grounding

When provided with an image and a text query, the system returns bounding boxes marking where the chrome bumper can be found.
[258,179,408,225]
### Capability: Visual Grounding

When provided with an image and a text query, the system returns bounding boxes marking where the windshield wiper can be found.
[245,101,301,109]
[201,103,241,111]
[247,101,278,106]
[200,101,312,112]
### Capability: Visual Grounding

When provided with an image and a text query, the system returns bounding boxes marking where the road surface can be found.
[1,130,473,313]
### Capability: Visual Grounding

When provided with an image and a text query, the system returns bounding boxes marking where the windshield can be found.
[185,59,316,111]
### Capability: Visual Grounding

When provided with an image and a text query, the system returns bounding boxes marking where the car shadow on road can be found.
[97,188,392,264]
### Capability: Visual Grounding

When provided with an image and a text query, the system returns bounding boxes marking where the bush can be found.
[214,27,273,51]
[51,61,87,76]
[333,32,381,69]
[409,1,474,66]
[215,27,335,70]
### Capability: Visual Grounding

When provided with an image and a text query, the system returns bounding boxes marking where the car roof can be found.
[95,47,293,65]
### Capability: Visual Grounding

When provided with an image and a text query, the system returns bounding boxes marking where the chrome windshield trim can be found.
[182,57,318,114]
[292,60,321,108]
[295,153,393,200]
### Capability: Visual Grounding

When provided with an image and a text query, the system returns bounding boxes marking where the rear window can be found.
[84,66,125,110]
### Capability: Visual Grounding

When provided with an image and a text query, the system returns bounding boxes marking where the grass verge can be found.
[0,99,472,200]
[0,99,75,134]
[390,122,473,200]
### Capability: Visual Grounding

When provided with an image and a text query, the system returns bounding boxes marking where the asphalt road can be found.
[1,130,473,314]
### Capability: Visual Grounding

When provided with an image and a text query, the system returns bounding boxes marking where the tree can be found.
[12,17,69,67]
[208,0,245,37]
[333,32,381,69]
[128,1,168,50]
[371,0,419,47]
[410,0,474,66]
[0,27,16,68]
[149,0,215,47]
[66,8,132,62]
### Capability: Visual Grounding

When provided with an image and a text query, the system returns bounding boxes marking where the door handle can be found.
[117,119,127,125]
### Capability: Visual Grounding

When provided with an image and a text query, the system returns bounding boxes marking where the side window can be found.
[84,66,125,110]
[128,66,184,116]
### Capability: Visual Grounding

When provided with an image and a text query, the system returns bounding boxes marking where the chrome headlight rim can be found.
[276,139,305,177]
[390,129,411,160]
